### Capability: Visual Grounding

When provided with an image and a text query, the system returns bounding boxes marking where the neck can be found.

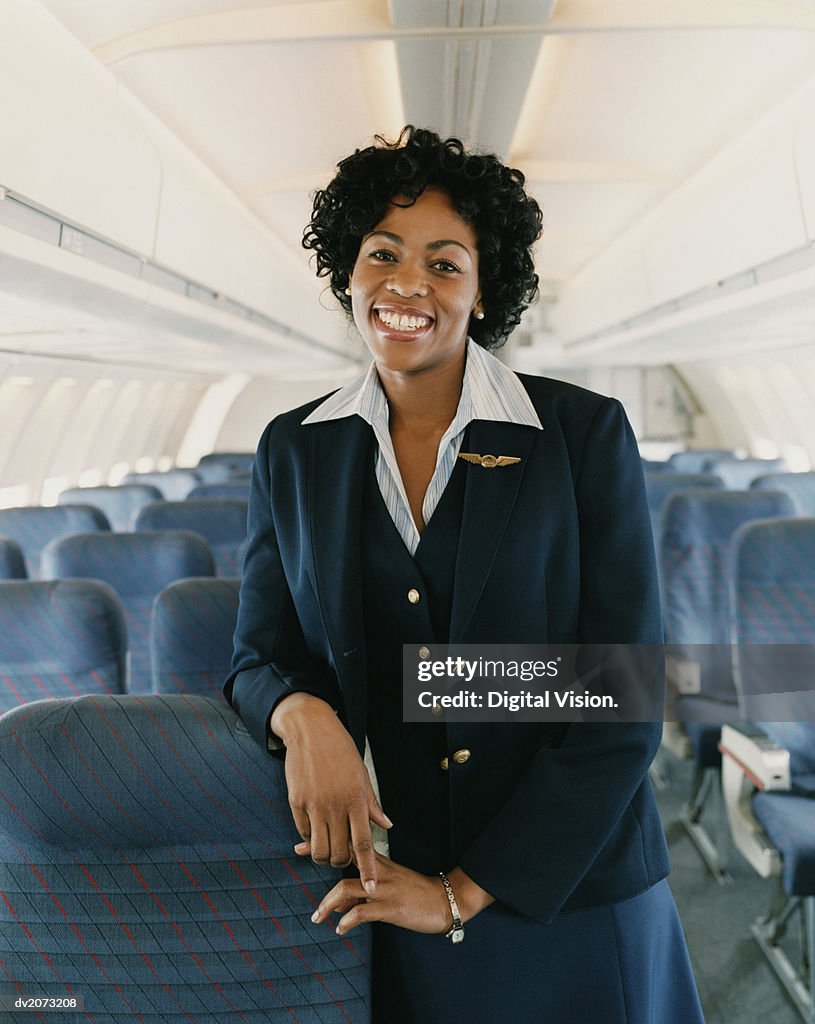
[377,347,466,432]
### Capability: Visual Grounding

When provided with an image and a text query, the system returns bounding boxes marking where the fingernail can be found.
[335,925,343,935]
[311,910,319,923]
[383,816,394,828]
[364,880,376,895]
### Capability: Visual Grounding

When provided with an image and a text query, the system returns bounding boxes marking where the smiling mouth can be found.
[375,309,433,332]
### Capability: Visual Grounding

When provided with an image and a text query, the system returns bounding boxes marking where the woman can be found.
[226,126,704,1023]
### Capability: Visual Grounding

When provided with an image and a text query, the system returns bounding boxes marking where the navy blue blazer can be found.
[225,372,670,925]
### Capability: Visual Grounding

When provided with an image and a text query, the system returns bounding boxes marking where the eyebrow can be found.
[362,230,473,256]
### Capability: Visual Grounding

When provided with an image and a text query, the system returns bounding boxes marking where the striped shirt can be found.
[302,340,543,554]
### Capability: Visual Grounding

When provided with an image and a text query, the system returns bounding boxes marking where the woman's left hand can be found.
[309,852,451,936]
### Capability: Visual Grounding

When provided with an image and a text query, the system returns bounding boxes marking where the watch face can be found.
[451,927,465,944]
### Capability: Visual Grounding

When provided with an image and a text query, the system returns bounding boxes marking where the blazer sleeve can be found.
[224,418,342,752]
[457,397,664,923]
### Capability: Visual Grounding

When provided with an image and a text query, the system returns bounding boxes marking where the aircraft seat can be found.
[188,482,251,500]
[644,472,724,553]
[720,517,815,1022]
[195,452,254,483]
[151,578,240,696]
[0,537,26,579]
[706,456,788,490]
[0,580,126,713]
[0,505,110,578]
[40,532,216,695]
[0,694,370,1021]
[752,470,815,515]
[668,449,738,473]
[134,499,248,577]
[58,483,164,531]
[660,489,795,883]
[121,469,200,501]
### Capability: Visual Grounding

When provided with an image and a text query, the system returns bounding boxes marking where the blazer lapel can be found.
[307,416,370,696]
[450,419,539,640]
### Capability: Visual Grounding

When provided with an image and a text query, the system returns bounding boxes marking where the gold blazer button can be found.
[452,749,471,765]
[440,756,449,771]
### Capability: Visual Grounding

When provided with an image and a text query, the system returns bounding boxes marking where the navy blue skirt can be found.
[372,879,704,1023]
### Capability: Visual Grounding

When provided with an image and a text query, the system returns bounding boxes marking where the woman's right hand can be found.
[271,692,392,894]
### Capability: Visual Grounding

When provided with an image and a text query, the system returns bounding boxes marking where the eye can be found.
[368,248,397,262]
[431,258,461,273]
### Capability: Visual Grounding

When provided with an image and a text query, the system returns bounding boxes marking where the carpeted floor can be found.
[655,754,803,1024]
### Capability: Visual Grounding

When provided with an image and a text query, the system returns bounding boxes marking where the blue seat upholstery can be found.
[59,483,163,531]
[707,456,788,490]
[0,580,126,713]
[0,537,26,579]
[640,458,672,473]
[660,490,794,883]
[195,453,254,483]
[188,482,252,500]
[121,470,200,501]
[668,449,737,473]
[0,505,110,578]
[752,471,815,515]
[0,695,371,1022]
[644,473,724,552]
[135,500,248,577]
[40,532,216,695]
[151,578,240,696]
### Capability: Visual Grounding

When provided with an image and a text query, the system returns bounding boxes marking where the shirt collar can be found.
[301,340,543,431]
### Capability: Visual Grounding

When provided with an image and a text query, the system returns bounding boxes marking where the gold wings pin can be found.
[458,452,522,469]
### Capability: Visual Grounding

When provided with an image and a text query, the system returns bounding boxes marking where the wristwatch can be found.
[439,872,464,943]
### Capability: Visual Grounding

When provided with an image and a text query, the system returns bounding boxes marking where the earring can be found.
[344,286,352,296]
[475,310,485,320]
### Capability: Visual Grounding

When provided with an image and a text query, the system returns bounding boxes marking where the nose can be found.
[386,261,428,297]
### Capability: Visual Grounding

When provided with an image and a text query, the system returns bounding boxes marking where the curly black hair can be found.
[302,126,542,349]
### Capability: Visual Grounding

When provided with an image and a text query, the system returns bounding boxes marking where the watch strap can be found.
[439,872,464,943]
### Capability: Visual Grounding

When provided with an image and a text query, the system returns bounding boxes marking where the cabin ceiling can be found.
[29,0,815,364]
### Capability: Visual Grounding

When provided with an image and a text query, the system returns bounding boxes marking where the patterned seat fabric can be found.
[752,471,815,516]
[661,490,794,765]
[644,474,724,560]
[151,578,240,697]
[135,500,248,577]
[40,532,215,694]
[59,484,163,531]
[121,470,201,501]
[0,695,371,1022]
[0,537,26,579]
[732,519,815,895]
[706,457,788,490]
[0,580,126,712]
[0,505,110,578]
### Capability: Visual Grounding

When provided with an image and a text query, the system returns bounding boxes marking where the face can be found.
[348,188,481,375]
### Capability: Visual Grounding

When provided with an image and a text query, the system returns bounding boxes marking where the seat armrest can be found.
[719,723,790,791]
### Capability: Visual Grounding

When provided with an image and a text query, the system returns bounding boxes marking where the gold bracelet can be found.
[439,872,464,944]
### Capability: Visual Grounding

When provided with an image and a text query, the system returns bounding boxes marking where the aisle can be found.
[655,756,802,1024]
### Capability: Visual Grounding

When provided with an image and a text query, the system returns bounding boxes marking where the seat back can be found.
[668,449,737,473]
[40,532,216,694]
[644,472,724,549]
[0,505,110,577]
[135,500,248,576]
[707,457,788,490]
[59,483,163,531]
[121,470,200,501]
[0,537,26,579]
[188,482,251,500]
[195,453,254,483]
[0,695,370,1021]
[151,578,240,696]
[0,580,126,712]
[661,490,795,703]
[731,518,815,772]
[752,471,815,516]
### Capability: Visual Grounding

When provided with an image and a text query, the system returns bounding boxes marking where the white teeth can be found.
[377,310,430,330]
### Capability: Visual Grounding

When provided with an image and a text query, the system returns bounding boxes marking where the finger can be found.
[348,811,377,895]
[366,781,394,830]
[293,840,311,856]
[291,807,311,845]
[336,901,379,936]
[325,812,352,868]
[311,879,366,924]
[308,820,330,864]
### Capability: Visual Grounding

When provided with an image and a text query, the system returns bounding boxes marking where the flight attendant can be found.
[226,126,704,1022]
